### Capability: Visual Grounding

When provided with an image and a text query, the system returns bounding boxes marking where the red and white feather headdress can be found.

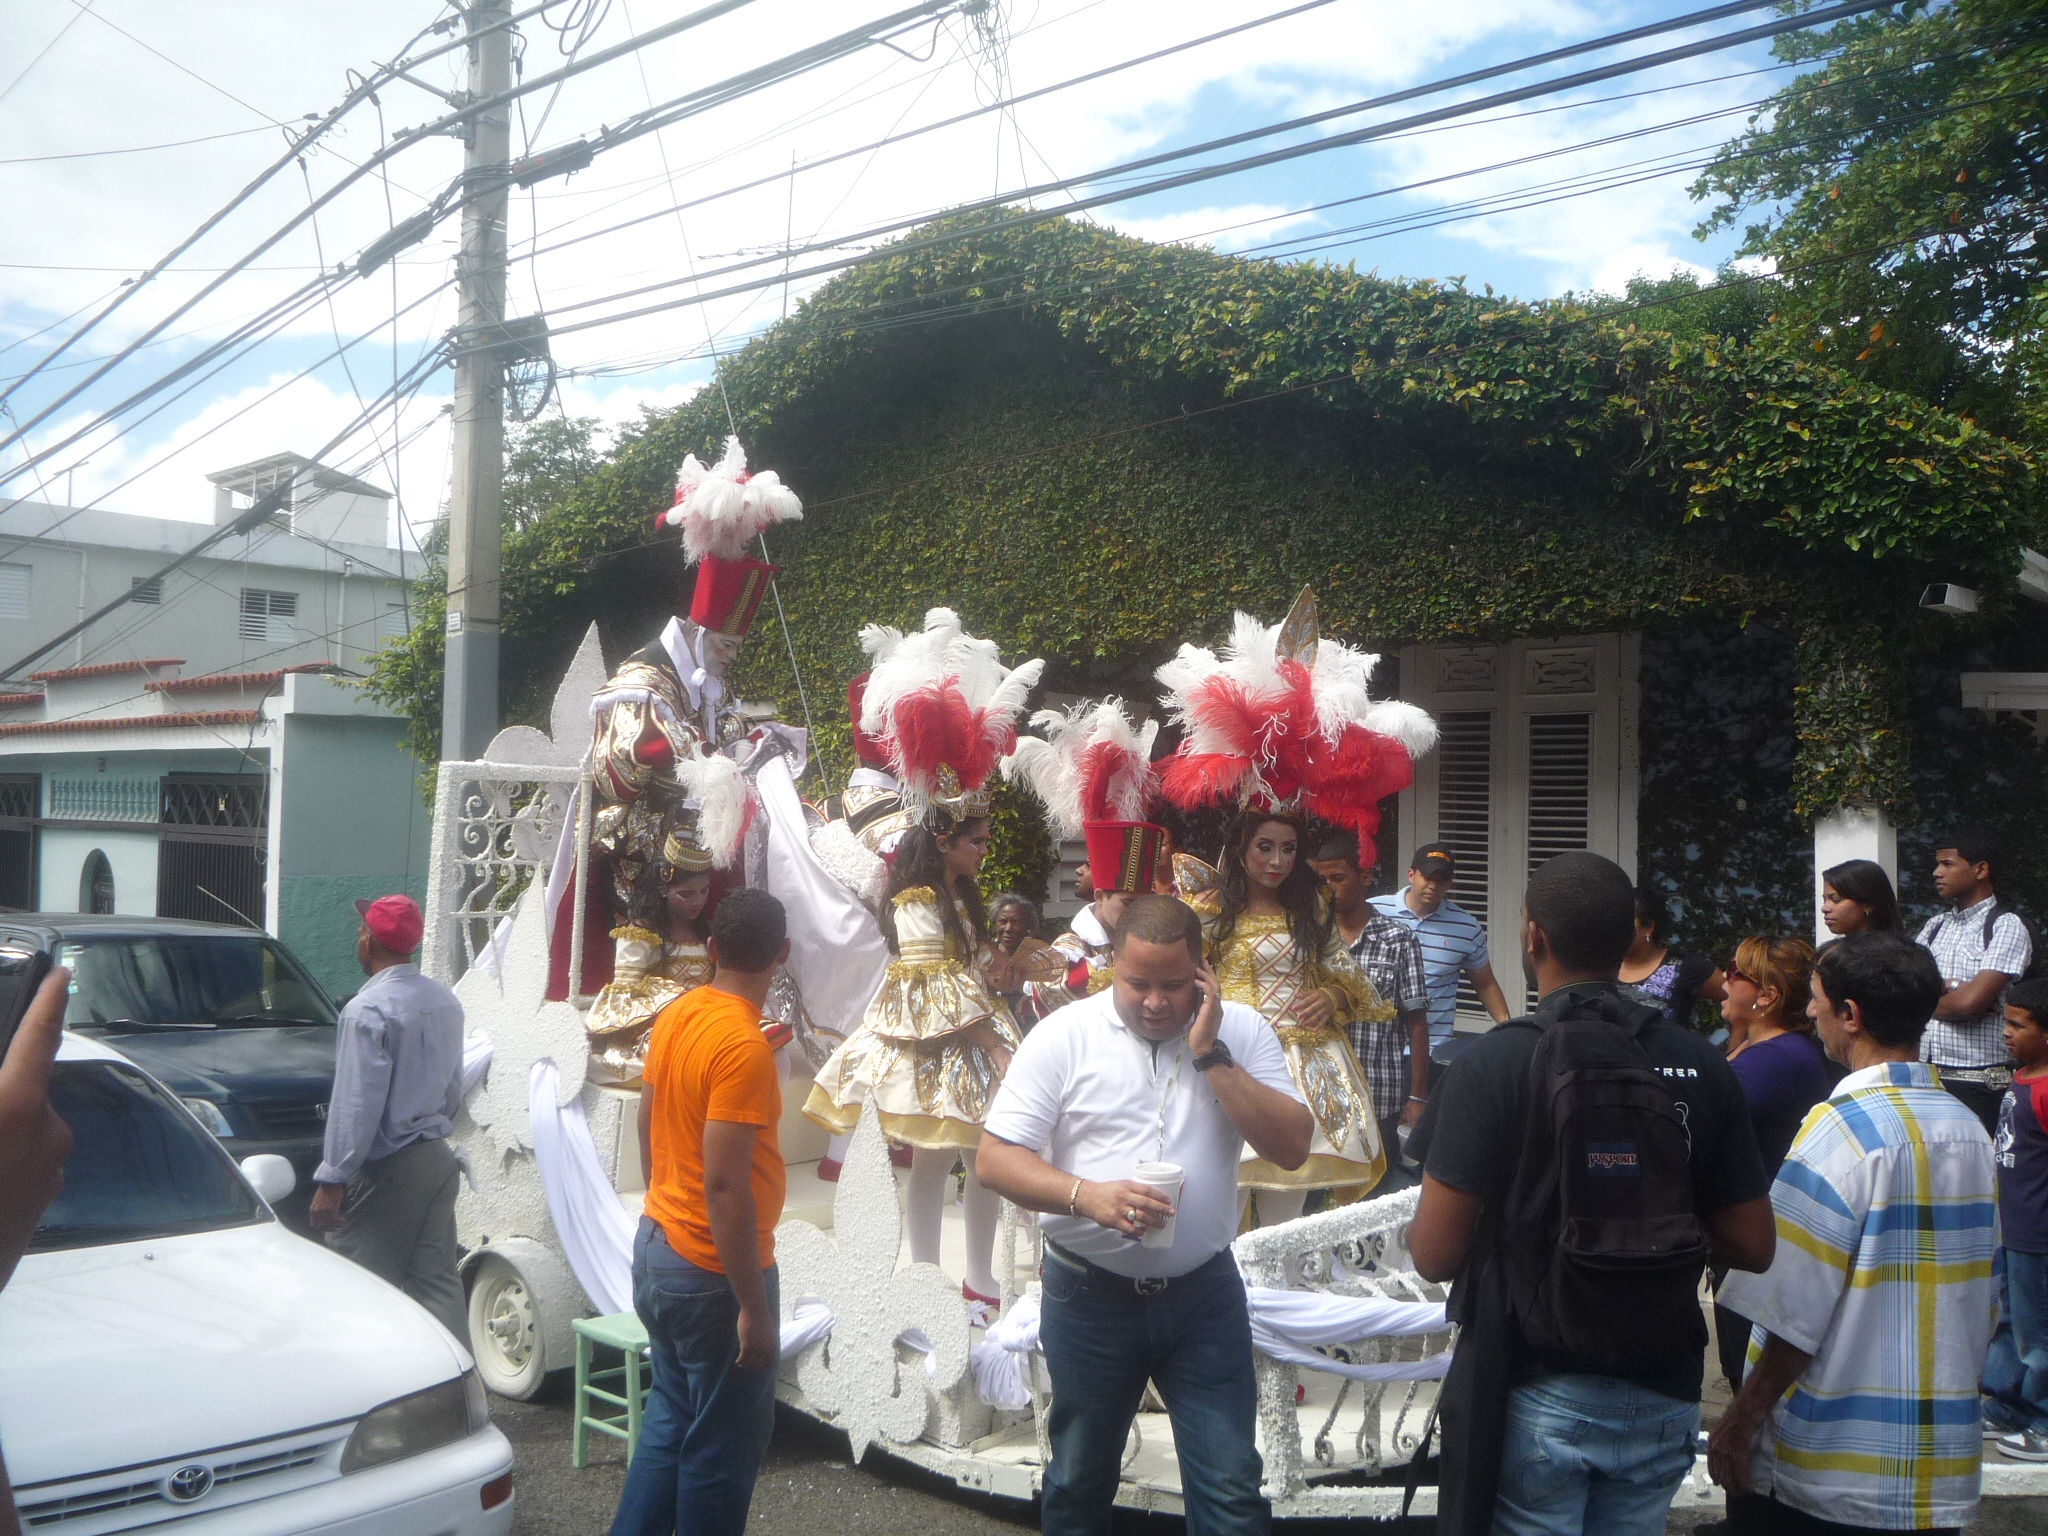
[659,433,803,561]
[1153,587,1435,866]
[1003,698,1159,840]
[858,608,1044,832]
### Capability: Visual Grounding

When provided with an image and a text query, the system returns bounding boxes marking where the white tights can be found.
[1252,1188,1309,1227]
[905,1146,1002,1299]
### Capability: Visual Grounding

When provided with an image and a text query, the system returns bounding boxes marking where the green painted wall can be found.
[274,713,429,998]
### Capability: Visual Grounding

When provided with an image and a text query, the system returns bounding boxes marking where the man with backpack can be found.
[1914,827,2036,1134]
[1407,851,1776,1536]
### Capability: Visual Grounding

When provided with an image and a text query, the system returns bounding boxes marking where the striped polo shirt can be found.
[1367,893,1490,1043]
[1719,1061,1998,1531]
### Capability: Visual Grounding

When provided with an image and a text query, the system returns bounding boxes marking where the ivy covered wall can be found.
[367,216,2045,896]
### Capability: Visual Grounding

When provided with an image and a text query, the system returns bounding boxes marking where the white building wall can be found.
[0,503,413,678]
[36,826,158,915]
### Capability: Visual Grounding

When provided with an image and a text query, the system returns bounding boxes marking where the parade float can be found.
[420,620,1710,1522]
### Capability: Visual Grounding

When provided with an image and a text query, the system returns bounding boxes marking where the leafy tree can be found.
[1570,266,1781,347]
[1692,0,2048,440]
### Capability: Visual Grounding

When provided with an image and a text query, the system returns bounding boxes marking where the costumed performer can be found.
[1155,586,1437,1225]
[803,671,917,1179]
[804,608,1043,1312]
[1005,698,1167,1010]
[585,781,795,1088]
[548,434,801,1001]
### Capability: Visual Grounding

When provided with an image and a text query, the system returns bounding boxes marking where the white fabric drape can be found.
[750,752,891,1042]
[461,1036,494,1098]
[967,1284,1449,1406]
[1245,1287,1451,1382]
[528,1058,637,1316]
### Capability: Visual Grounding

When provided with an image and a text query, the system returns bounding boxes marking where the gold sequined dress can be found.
[584,927,714,1089]
[803,886,1020,1151]
[1195,892,1389,1192]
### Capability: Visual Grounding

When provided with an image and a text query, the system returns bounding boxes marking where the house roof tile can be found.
[0,709,261,739]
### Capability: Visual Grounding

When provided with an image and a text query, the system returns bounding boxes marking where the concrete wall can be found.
[273,704,429,997]
[0,508,411,677]
[36,826,158,914]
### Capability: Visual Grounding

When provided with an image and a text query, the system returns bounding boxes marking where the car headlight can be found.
[339,1371,491,1474]
[180,1097,234,1137]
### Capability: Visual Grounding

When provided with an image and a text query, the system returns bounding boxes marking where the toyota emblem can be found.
[164,1464,214,1503]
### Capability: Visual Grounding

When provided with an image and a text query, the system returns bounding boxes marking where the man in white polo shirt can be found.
[979,894,1312,1536]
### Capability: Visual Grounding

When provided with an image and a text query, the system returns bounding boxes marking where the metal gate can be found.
[0,776,35,911]
[156,775,267,927]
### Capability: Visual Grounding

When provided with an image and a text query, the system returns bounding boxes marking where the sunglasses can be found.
[1726,963,1758,987]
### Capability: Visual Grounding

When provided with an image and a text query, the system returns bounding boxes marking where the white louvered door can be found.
[1397,636,1639,1025]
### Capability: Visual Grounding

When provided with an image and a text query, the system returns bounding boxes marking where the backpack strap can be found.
[1985,900,2001,950]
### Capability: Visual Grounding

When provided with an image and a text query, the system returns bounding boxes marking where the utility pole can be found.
[442,0,513,763]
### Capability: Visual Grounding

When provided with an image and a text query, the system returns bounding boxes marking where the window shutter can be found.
[239,589,298,644]
[1522,711,1595,1006]
[1434,709,1495,1017]
[0,562,30,619]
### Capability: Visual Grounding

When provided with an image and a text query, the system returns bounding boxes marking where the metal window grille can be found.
[161,776,267,833]
[0,775,35,911]
[0,775,36,822]
[238,588,297,643]
[0,562,29,619]
[129,576,163,604]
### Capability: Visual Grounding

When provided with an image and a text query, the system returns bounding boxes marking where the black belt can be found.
[1044,1240,1217,1298]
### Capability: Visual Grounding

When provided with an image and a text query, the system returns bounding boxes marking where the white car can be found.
[0,1033,515,1535]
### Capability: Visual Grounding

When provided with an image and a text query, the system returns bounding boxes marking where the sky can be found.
[0,0,1803,554]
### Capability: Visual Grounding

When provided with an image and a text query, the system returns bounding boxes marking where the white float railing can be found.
[424,758,579,985]
[1232,1187,1452,1497]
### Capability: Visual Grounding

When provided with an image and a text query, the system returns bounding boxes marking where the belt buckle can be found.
[1135,1275,1167,1297]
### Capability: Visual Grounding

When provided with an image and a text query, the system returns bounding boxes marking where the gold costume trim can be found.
[893,885,937,908]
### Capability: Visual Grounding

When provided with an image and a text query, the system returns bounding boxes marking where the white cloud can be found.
[2,0,1752,516]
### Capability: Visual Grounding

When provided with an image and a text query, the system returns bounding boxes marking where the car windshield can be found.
[34,1062,265,1251]
[57,935,338,1029]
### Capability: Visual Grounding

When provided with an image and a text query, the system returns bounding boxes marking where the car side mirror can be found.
[239,1153,297,1207]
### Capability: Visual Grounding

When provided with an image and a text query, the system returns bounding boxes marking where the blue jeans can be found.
[609,1219,780,1536]
[1983,1247,2048,1435]
[1492,1371,1700,1536]
[1037,1246,1267,1536]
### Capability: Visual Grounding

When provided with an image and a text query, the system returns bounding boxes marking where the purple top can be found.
[1727,1029,1834,1175]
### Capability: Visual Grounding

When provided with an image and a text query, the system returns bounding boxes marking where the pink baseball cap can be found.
[354,894,424,955]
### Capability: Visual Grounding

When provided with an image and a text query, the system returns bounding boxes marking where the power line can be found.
[0,0,601,432]
[0,124,277,166]
[0,4,94,111]
[489,0,1902,354]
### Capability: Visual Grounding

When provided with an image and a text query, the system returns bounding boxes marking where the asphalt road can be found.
[492,1379,2048,1536]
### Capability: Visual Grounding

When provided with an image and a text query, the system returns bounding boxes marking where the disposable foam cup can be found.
[1132,1160,1185,1249]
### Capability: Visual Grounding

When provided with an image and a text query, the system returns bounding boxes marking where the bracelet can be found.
[1408,1095,1428,1104]
[1067,1177,1083,1219]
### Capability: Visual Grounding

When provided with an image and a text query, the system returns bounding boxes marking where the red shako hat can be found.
[1006,698,1165,895]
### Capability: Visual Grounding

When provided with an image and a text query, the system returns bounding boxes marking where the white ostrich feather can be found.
[1363,700,1439,757]
[662,433,803,562]
[673,751,750,869]
[1004,699,1156,836]
[855,608,1042,793]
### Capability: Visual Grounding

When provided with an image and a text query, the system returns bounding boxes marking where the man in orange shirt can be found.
[610,887,790,1536]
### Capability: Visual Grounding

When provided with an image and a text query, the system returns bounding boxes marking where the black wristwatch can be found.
[1192,1039,1234,1073]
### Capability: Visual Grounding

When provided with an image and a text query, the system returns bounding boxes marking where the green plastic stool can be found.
[572,1311,651,1468]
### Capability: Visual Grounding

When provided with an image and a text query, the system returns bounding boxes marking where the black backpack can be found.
[1498,987,1712,1380]
[1983,901,2048,984]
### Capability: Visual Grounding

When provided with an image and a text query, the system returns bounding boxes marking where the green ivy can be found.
[367,216,2043,828]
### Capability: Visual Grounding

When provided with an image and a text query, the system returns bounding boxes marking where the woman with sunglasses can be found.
[1714,934,1831,1388]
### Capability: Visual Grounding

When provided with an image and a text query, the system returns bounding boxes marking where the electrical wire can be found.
[476,0,1903,356]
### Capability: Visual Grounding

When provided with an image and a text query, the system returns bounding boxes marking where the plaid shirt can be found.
[1719,1061,1998,1531]
[1916,895,2033,1067]
[1345,913,1428,1120]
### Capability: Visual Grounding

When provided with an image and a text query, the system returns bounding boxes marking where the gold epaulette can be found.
[892,885,938,908]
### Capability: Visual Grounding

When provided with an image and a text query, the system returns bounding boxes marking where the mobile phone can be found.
[0,944,56,1066]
